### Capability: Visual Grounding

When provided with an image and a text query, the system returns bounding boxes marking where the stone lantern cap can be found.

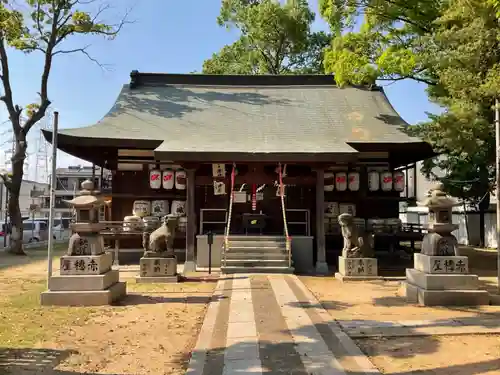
[63,179,105,209]
[417,183,460,209]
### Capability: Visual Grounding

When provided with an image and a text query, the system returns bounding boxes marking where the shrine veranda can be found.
[43,72,435,271]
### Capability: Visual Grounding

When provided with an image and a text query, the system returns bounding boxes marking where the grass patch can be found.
[0,276,96,348]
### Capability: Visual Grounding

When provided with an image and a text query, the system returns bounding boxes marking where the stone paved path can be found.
[187,274,380,375]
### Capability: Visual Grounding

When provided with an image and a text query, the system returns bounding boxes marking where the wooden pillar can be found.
[184,168,197,273]
[315,168,328,273]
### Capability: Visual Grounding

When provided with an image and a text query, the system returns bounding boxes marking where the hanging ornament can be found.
[213,180,226,195]
[251,183,257,211]
[212,164,225,178]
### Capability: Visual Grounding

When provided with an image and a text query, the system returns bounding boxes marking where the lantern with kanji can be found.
[348,171,360,191]
[162,169,175,190]
[393,171,405,192]
[149,169,161,189]
[380,171,393,191]
[175,169,187,190]
[335,172,347,191]
[324,172,335,192]
[368,171,380,191]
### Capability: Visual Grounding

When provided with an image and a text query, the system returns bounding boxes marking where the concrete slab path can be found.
[186,274,380,375]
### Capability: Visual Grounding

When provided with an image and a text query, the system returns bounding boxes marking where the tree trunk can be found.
[6,140,27,255]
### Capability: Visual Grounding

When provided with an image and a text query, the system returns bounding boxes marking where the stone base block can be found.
[140,257,177,277]
[399,282,418,303]
[489,293,500,305]
[403,282,489,306]
[60,252,113,275]
[414,253,468,274]
[338,256,377,277]
[135,275,179,284]
[49,270,119,291]
[334,272,382,282]
[406,268,479,290]
[40,281,126,306]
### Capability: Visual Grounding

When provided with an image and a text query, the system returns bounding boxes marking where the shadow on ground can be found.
[0,348,140,375]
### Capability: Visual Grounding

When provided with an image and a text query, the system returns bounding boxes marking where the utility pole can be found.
[47,112,59,287]
[496,98,500,292]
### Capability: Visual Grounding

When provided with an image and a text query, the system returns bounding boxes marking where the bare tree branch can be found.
[52,45,112,70]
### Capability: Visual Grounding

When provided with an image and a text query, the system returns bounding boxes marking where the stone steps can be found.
[222,265,294,274]
[222,235,293,274]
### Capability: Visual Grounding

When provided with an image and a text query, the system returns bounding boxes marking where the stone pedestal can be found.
[41,252,126,306]
[401,253,489,306]
[135,256,179,283]
[335,256,380,281]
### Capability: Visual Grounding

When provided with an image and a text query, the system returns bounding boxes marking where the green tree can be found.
[319,0,499,244]
[203,0,330,74]
[0,0,128,255]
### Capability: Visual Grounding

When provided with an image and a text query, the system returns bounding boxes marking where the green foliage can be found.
[203,0,330,74]
[0,0,127,254]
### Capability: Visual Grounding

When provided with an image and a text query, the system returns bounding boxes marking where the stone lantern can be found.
[400,182,489,306]
[418,183,460,256]
[40,179,126,306]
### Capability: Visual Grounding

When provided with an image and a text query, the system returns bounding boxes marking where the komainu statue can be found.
[142,214,179,258]
[338,213,375,258]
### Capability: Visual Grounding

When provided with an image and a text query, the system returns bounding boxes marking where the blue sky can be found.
[0,0,440,182]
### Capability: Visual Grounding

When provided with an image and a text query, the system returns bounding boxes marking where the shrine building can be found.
[43,71,434,274]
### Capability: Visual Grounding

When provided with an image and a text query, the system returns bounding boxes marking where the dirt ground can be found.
[0,250,216,375]
[356,335,500,375]
[301,246,500,375]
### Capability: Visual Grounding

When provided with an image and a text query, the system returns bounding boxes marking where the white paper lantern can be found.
[348,171,360,191]
[393,171,405,192]
[151,200,169,217]
[368,171,380,191]
[132,200,151,218]
[335,172,347,191]
[175,169,187,190]
[324,172,335,192]
[162,169,175,190]
[212,164,226,177]
[380,171,393,191]
[171,200,186,216]
[149,169,161,189]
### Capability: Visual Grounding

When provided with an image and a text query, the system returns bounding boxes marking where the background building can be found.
[39,165,112,218]
[0,179,49,221]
